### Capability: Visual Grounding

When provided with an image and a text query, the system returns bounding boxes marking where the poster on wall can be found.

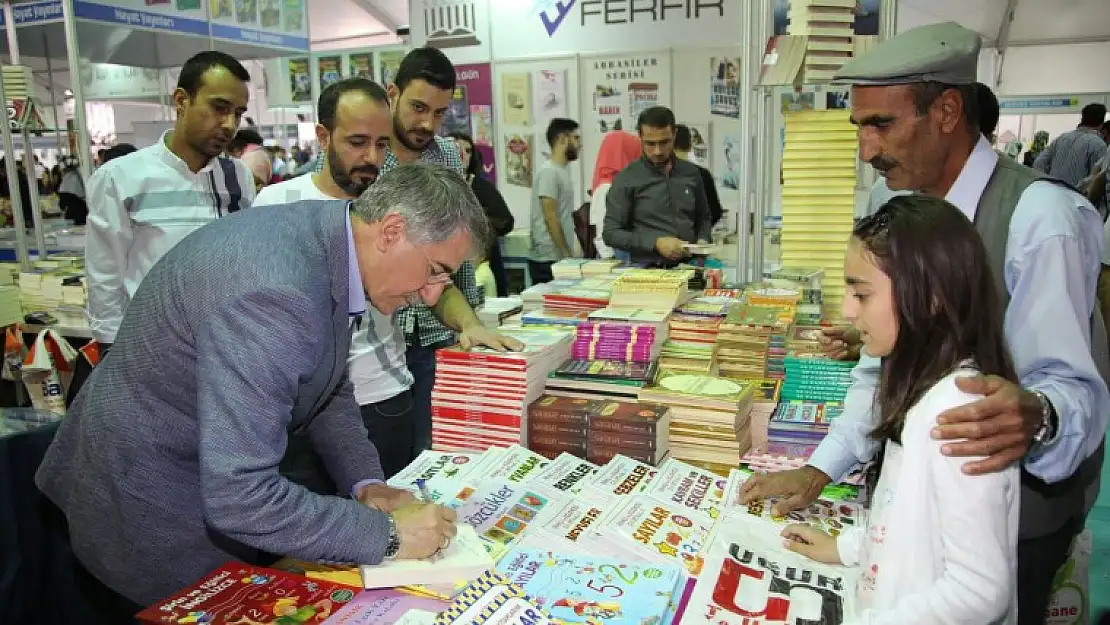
[210,0,232,18]
[774,0,879,36]
[234,0,257,24]
[583,54,670,134]
[380,50,406,86]
[288,58,311,103]
[709,57,741,119]
[720,134,742,191]
[681,122,712,170]
[532,69,568,131]
[349,54,373,79]
[781,87,816,113]
[283,0,305,32]
[259,0,280,28]
[452,63,497,181]
[500,73,533,127]
[318,56,341,91]
[504,133,534,187]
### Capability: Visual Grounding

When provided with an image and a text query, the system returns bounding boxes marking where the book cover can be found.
[513,499,615,556]
[449,480,568,554]
[643,458,729,524]
[593,496,712,577]
[526,453,599,496]
[580,455,657,499]
[722,469,863,536]
[388,451,482,502]
[496,547,682,625]
[136,563,358,624]
[474,444,550,484]
[434,571,552,625]
[682,525,852,624]
[359,524,495,590]
[320,588,449,624]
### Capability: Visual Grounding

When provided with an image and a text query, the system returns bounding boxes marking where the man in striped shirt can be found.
[84,51,255,348]
[1033,102,1108,187]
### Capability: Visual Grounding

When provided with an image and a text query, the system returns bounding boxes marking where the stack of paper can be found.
[430,327,573,452]
[780,109,858,319]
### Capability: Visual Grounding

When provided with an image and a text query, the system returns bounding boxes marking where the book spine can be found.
[588,417,657,439]
[529,436,588,456]
[527,420,588,439]
[587,445,663,466]
[527,409,589,427]
[589,431,658,451]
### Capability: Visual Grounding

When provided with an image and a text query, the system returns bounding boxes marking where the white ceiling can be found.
[898,0,1110,47]
[308,0,408,48]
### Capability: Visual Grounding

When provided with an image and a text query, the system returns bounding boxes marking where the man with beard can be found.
[602,106,712,266]
[85,51,255,348]
[528,118,581,284]
[373,47,523,460]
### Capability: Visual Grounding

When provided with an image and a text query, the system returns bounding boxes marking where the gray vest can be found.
[975,155,1109,539]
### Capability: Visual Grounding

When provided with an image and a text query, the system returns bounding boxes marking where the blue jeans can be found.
[405,343,440,457]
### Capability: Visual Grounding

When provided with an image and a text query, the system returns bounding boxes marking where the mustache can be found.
[350,165,379,177]
[869,156,897,172]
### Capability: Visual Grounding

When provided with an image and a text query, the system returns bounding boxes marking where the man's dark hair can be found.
[545,118,579,148]
[228,127,264,154]
[637,106,675,132]
[318,78,389,132]
[176,51,251,97]
[1081,103,1108,128]
[674,124,692,151]
[102,144,137,164]
[975,83,999,139]
[393,47,456,93]
[909,82,980,137]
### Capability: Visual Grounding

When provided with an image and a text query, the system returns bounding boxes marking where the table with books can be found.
[139,265,874,625]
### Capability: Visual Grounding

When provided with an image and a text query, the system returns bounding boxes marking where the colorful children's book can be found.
[359,524,495,589]
[496,547,683,625]
[682,524,854,624]
[592,496,713,577]
[135,563,359,624]
[434,571,553,624]
[525,452,598,496]
[449,480,568,556]
[580,454,658,500]
[512,498,618,558]
[388,450,483,502]
[643,458,729,525]
[320,588,449,624]
[722,468,864,537]
[473,444,550,484]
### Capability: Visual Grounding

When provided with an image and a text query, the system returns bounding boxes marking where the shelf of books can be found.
[137,264,875,624]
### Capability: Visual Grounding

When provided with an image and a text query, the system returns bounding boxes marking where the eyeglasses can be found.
[417,245,454,286]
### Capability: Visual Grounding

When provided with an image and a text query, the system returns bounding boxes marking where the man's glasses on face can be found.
[417,244,454,286]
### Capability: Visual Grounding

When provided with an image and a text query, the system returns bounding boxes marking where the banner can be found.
[442,63,497,184]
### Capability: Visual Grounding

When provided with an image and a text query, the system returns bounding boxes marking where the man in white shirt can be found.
[254,78,421,476]
[528,118,580,284]
[84,51,255,347]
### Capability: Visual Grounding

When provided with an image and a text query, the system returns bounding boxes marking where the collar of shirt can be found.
[155,130,218,176]
[382,137,451,174]
[944,136,998,222]
[345,204,367,316]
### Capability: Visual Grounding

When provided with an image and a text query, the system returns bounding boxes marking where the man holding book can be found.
[740,22,1109,624]
[35,162,470,619]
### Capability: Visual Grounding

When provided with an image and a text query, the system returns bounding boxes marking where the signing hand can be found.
[738,466,831,517]
[818,326,861,361]
[654,236,689,261]
[781,524,841,564]
[458,324,524,352]
[356,483,416,513]
[933,374,1042,475]
[391,502,459,560]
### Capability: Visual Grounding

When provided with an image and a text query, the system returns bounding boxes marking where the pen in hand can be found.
[415,478,433,503]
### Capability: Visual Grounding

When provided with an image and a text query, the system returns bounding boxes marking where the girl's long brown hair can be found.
[853,195,1018,444]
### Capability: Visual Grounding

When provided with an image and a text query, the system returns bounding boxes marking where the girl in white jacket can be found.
[781,194,1020,625]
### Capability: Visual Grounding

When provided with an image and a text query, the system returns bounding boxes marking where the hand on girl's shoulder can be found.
[904,370,987,440]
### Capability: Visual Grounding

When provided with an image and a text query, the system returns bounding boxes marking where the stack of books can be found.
[608,269,693,311]
[551,258,588,280]
[745,378,784,453]
[571,316,665,363]
[780,109,858,318]
[540,278,613,316]
[526,395,671,464]
[518,279,575,312]
[477,297,523,329]
[430,327,573,452]
[639,371,757,474]
[785,0,858,82]
[781,349,856,402]
[581,258,622,276]
[543,359,657,402]
[768,265,826,325]
[715,303,792,380]
[765,399,843,458]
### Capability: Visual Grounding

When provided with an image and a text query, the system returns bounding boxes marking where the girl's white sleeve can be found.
[843,387,1017,625]
[836,526,864,566]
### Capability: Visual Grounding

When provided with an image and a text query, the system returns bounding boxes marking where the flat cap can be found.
[834,22,981,86]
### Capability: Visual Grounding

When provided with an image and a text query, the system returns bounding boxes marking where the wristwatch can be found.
[384,513,401,560]
[1029,389,1058,447]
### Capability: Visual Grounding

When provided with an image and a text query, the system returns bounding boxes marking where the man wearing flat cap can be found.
[743,22,1109,624]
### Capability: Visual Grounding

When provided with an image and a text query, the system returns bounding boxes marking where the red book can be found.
[136,563,359,624]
